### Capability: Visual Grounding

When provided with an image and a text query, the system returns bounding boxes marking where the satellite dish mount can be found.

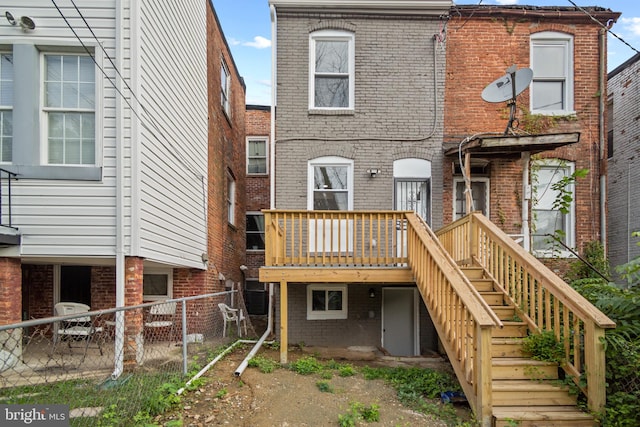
[481,65,533,135]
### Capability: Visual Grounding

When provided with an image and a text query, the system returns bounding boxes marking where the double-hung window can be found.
[246,213,265,250]
[221,59,231,117]
[531,159,575,256]
[44,54,95,165]
[530,32,574,115]
[0,53,12,163]
[309,30,354,110]
[227,172,236,225]
[247,137,267,174]
[453,178,489,220]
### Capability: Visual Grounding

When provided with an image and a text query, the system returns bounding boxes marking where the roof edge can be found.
[269,0,452,15]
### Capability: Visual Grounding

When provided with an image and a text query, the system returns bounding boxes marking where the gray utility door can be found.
[382,288,419,356]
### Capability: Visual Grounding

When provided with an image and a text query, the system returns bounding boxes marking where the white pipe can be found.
[598,29,607,254]
[269,5,277,209]
[234,282,274,377]
[522,152,531,252]
[111,0,125,380]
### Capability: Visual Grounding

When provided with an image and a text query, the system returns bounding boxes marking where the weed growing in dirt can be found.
[289,356,324,375]
[215,388,228,399]
[316,380,334,393]
[248,355,278,373]
[338,402,380,426]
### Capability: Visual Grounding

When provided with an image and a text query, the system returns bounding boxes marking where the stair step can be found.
[461,267,484,279]
[469,278,494,292]
[492,338,525,358]
[493,380,577,406]
[493,406,595,427]
[479,291,505,305]
[492,358,558,380]
[491,306,517,320]
[493,321,528,338]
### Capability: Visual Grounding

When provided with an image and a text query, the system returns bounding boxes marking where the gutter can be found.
[269,4,277,209]
[235,282,274,376]
[599,29,607,253]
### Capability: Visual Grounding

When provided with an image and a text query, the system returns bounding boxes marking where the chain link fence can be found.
[0,290,256,426]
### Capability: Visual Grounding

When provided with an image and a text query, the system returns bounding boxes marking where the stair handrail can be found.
[405,212,500,425]
[438,212,615,414]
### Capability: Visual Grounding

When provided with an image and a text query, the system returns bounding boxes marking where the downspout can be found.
[112,0,125,380]
[269,4,277,210]
[598,29,607,254]
[234,4,278,378]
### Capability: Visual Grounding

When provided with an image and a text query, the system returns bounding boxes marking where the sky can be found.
[212,0,640,106]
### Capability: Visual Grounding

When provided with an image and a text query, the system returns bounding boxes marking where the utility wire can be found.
[567,0,640,55]
[51,0,205,180]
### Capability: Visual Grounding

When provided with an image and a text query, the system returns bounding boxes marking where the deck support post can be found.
[585,323,607,414]
[475,325,493,427]
[279,280,288,364]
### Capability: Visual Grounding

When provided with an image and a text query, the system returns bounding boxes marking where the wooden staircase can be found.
[461,266,597,427]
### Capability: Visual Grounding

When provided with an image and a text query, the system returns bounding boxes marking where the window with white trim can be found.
[44,54,95,165]
[247,137,268,174]
[0,53,12,163]
[308,157,353,210]
[453,177,489,220]
[309,30,354,110]
[307,284,348,320]
[530,32,574,115]
[227,172,236,225]
[143,269,173,301]
[531,159,575,256]
[221,59,231,117]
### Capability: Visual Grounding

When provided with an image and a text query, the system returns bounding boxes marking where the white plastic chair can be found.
[218,303,247,337]
[53,302,103,361]
[144,301,177,345]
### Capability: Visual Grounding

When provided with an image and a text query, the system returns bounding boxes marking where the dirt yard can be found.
[154,342,474,427]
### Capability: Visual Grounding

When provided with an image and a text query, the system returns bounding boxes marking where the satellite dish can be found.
[481,65,533,134]
[481,66,533,103]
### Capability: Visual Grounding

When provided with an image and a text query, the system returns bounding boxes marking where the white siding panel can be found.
[1,1,119,258]
[135,0,208,268]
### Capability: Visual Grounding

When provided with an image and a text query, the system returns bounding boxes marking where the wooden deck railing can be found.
[263,210,409,266]
[436,212,616,414]
[262,210,501,424]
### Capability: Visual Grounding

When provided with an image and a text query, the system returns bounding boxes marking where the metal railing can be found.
[0,290,254,426]
[0,168,17,228]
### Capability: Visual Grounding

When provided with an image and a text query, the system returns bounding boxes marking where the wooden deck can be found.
[259,210,614,427]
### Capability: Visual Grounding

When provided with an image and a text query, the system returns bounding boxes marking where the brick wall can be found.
[607,55,640,273]
[91,266,116,311]
[0,258,22,325]
[274,13,446,228]
[444,10,609,254]
[207,4,247,287]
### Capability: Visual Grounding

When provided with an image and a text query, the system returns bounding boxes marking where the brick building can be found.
[443,5,619,271]
[245,105,271,315]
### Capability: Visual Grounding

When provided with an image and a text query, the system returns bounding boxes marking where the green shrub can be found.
[248,355,278,373]
[521,330,565,364]
[289,356,323,375]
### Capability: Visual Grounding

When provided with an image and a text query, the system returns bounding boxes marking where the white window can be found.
[247,137,268,174]
[308,156,353,211]
[246,212,265,250]
[453,178,489,220]
[530,32,574,115]
[0,53,12,163]
[309,30,354,110]
[44,54,95,165]
[221,59,231,117]
[531,159,575,256]
[143,269,173,301]
[227,172,236,225]
[307,284,348,320]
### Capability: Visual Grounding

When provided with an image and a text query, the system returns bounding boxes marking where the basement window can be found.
[307,284,347,320]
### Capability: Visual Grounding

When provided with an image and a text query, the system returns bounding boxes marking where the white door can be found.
[382,288,419,356]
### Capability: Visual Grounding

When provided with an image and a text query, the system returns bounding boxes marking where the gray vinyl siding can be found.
[607,56,640,279]
[0,0,118,258]
[274,13,446,228]
[135,0,208,267]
